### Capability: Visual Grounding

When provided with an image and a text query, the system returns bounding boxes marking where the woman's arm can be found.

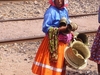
[42,13,53,34]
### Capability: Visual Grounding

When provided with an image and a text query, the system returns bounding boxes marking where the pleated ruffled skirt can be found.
[32,35,68,75]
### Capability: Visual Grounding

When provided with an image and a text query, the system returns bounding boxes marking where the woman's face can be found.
[54,0,64,8]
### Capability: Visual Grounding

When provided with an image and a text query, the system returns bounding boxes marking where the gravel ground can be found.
[0,0,99,20]
[0,33,98,75]
[0,0,99,75]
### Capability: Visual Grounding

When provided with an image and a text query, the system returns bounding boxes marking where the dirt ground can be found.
[0,33,99,75]
[0,1,99,75]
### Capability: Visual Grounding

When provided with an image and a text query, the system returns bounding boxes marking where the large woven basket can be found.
[64,41,90,69]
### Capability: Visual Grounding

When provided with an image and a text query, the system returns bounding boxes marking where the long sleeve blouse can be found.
[42,5,70,34]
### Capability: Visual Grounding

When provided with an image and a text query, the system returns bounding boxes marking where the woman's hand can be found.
[58,26,67,32]
[58,26,71,34]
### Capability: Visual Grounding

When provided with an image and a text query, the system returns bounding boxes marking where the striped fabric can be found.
[33,61,66,72]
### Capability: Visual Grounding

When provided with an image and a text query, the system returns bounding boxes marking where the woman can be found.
[89,5,100,75]
[31,0,75,75]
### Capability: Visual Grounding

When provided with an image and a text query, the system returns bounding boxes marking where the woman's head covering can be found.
[49,0,68,7]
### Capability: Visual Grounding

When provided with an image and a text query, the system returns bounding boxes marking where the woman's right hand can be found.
[58,26,71,33]
[58,26,67,32]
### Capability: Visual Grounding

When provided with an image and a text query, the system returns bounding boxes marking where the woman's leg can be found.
[98,64,100,75]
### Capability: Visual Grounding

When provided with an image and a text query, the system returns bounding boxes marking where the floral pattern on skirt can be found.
[90,26,100,64]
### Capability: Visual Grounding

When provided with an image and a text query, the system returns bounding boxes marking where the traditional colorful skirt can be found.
[90,26,100,64]
[32,35,68,75]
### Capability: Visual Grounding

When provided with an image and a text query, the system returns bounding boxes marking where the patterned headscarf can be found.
[49,0,68,7]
